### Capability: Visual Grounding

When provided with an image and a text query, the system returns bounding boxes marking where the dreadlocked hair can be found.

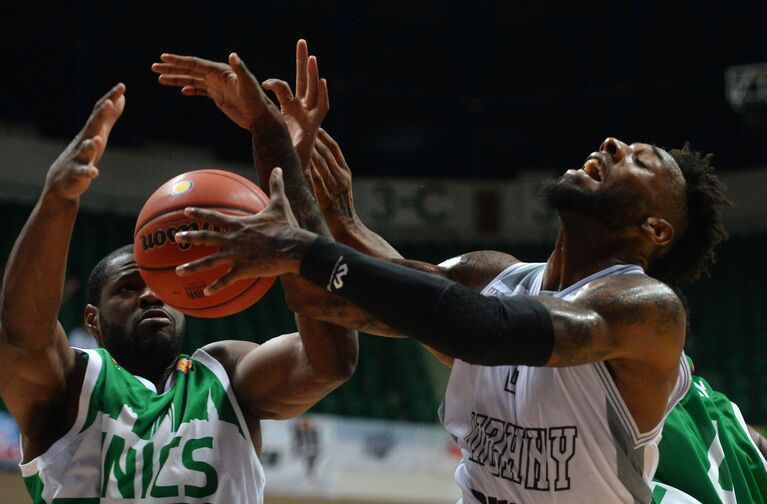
[646,144,730,287]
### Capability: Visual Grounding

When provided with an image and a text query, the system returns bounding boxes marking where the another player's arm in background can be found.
[0,85,125,451]
[290,128,518,340]
[154,48,358,420]
[152,43,515,338]
[307,129,516,365]
[309,128,403,258]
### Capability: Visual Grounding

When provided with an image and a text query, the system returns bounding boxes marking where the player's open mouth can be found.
[581,158,603,182]
[140,309,172,323]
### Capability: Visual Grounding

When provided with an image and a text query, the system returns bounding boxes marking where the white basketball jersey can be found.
[442,262,691,504]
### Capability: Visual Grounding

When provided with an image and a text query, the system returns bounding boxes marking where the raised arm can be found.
[296,127,519,334]
[174,174,683,374]
[309,128,403,258]
[205,316,356,420]
[175,161,686,432]
[153,48,357,420]
[0,84,125,440]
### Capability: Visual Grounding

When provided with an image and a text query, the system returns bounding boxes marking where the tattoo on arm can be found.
[540,275,684,367]
[331,192,354,219]
[547,312,608,366]
[250,120,329,236]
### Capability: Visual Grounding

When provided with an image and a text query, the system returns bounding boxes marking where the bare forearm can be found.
[250,120,328,235]
[1,193,77,346]
[295,314,357,383]
[334,221,403,259]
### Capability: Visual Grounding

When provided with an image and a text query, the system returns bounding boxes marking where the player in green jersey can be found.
[651,372,767,503]
[0,42,355,503]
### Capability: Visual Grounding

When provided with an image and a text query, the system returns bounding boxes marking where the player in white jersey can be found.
[0,42,357,502]
[159,78,731,504]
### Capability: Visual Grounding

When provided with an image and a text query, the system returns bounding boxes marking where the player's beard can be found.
[540,178,649,230]
[99,315,185,380]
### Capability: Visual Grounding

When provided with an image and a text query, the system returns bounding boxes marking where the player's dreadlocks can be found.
[647,144,730,287]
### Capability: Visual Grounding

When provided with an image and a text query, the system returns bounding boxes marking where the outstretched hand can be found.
[175,169,317,294]
[152,52,281,131]
[262,39,329,170]
[44,83,126,201]
[310,128,355,222]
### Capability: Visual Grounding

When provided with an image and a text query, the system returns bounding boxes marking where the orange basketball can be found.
[134,169,276,318]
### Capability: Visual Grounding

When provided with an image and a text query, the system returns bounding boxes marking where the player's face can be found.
[96,253,185,372]
[543,137,683,229]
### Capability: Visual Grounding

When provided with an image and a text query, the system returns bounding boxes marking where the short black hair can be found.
[87,244,134,306]
[647,145,730,287]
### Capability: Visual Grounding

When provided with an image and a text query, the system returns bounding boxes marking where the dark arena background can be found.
[1,1,766,502]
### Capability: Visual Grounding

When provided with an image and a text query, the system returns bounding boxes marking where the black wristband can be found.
[300,237,554,366]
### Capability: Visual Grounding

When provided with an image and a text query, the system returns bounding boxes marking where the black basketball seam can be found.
[134,204,255,238]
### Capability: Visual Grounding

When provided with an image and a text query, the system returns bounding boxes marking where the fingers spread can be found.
[319,78,329,111]
[295,39,309,98]
[306,56,319,109]
[152,63,205,79]
[159,53,224,75]
[176,251,232,276]
[310,164,332,199]
[262,79,295,105]
[268,167,288,204]
[318,128,348,171]
[74,163,99,179]
[77,136,103,164]
[94,83,126,109]
[158,74,205,88]
[174,229,230,249]
[83,88,124,138]
[203,268,242,296]
[181,86,210,97]
[229,52,256,82]
[183,207,236,227]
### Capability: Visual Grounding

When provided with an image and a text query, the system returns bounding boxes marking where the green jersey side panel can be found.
[653,375,767,504]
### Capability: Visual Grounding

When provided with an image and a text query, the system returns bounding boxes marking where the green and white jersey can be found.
[19,347,265,503]
[651,374,767,504]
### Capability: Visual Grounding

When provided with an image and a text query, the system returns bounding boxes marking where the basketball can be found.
[134,169,276,318]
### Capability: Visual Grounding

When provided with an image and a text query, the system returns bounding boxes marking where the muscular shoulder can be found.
[438,250,519,291]
[575,274,686,362]
[201,340,260,377]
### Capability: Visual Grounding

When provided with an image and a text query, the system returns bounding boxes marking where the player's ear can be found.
[84,304,102,343]
[641,216,674,247]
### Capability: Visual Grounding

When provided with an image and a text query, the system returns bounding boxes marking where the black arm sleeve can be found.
[299,237,554,366]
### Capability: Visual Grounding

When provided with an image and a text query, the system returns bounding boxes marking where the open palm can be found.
[262,39,329,170]
[153,52,277,131]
